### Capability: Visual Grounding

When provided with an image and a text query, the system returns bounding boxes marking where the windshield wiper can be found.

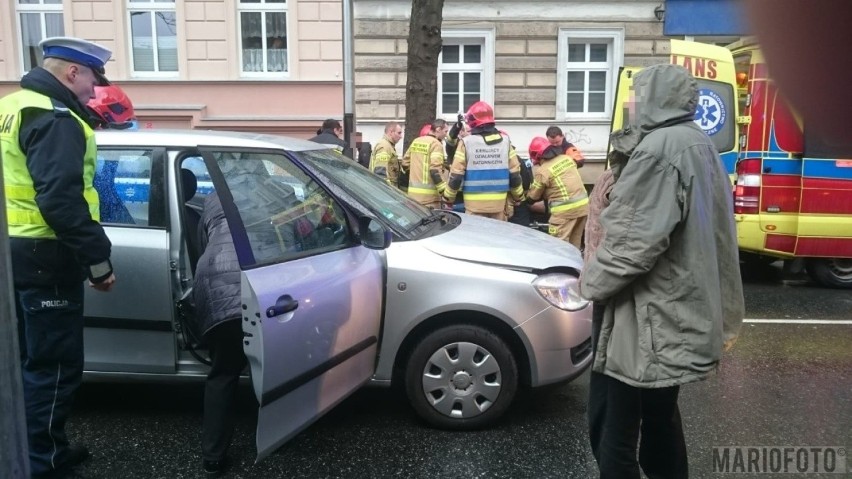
[419,210,445,226]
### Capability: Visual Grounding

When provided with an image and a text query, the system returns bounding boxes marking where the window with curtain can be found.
[16,0,65,73]
[238,0,288,75]
[438,40,484,117]
[128,0,178,74]
[557,30,623,119]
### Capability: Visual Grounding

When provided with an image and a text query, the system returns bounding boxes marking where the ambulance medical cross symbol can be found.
[694,88,726,136]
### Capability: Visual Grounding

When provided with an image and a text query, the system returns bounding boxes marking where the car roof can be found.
[95,129,329,152]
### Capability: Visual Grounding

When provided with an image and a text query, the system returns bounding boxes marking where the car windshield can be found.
[290,149,433,232]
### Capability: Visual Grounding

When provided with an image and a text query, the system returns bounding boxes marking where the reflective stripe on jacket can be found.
[445,132,524,214]
[403,134,446,205]
[369,136,400,188]
[528,154,589,216]
[0,89,99,238]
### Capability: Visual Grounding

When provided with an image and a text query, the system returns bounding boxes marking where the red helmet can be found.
[464,101,495,129]
[528,136,550,164]
[88,85,136,129]
[419,123,432,137]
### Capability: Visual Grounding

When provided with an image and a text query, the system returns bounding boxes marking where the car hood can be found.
[418,213,583,271]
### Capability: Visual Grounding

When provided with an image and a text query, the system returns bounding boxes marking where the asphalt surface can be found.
[65,262,852,478]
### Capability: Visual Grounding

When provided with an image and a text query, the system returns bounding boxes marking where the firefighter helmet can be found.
[528,136,550,164]
[464,101,495,129]
[88,85,136,129]
[419,123,432,137]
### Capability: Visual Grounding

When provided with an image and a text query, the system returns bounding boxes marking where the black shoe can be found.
[203,458,227,475]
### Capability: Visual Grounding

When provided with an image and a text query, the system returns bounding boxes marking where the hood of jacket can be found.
[20,67,98,127]
[632,64,698,138]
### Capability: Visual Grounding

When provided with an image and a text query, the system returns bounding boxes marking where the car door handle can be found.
[266,294,299,318]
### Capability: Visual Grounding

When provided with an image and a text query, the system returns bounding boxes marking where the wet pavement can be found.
[67,263,852,478]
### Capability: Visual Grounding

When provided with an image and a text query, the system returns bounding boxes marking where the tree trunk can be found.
[403,0,445,151]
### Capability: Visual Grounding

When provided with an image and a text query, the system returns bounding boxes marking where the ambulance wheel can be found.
[404,324,518,430]
[806,258,852,289]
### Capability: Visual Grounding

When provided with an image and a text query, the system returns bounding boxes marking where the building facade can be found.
[353,0,675,182]
[0,0,345,136]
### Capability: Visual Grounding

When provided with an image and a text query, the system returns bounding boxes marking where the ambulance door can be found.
[670,39,740,180]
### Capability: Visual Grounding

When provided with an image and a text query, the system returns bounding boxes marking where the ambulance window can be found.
[693,79,735,153]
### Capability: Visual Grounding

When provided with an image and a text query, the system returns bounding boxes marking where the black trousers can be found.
[588,303,689,479]
[16,284,85,476]
[202,320,248,462]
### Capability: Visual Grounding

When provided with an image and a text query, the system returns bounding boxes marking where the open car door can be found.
[200,147,384,460]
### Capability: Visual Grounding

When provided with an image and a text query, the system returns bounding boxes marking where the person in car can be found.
[580,64,744,478]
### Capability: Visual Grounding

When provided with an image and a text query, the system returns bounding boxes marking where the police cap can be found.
[40,36,112,85]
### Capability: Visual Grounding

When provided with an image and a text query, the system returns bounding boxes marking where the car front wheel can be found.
[404,324,518,430]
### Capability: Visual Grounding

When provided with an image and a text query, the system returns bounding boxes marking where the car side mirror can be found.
[358,216,392,250]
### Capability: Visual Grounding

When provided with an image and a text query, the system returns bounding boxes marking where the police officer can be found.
[369,121,404,188]
[0,36,116,478]
[444,101,525,220]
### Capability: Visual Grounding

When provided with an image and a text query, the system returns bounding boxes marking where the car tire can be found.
[404,324,518,430]
[806,258,852,289]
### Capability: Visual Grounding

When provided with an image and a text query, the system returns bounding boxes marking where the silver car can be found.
[87,129,592,459]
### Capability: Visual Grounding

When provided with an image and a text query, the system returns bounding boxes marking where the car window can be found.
[94,148,164,227]
[210,151,352,266]
[290,149,430,232]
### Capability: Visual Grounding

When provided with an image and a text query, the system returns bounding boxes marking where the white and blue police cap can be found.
[39,36,112,85]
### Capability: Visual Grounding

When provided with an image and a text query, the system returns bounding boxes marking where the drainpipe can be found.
[342,0,356,160]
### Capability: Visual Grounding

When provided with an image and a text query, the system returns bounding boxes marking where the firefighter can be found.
[369,121,403,188]
[444,101,525,220]
[401,119,449,208]
[526,136,589,249]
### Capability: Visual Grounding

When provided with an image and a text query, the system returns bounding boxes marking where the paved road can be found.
[68,264,852,478]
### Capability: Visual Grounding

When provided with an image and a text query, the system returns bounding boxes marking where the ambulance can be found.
[610,39,740,183]
[730,37,852,288]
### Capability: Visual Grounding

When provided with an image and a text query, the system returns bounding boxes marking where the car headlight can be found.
[532,273,590,311]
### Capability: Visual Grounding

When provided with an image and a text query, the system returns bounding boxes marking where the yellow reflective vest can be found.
[0,89,100,238]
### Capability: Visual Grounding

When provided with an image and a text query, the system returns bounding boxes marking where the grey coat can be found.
[580,64,744,388]
[192,192,242,337]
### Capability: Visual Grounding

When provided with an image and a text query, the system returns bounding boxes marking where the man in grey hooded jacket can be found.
[580,64,744,478]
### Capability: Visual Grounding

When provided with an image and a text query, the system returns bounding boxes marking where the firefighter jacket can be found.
[369,135,401,188]
[445,130,525,214]
[527,153,589,219]
[402,134,446,206]
[0,67,112,286]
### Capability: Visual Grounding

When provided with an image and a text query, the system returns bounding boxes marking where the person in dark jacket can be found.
[192,191,246,475]
[308,118,352,159]
[0,36,116,478]
[580,64,744,479]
